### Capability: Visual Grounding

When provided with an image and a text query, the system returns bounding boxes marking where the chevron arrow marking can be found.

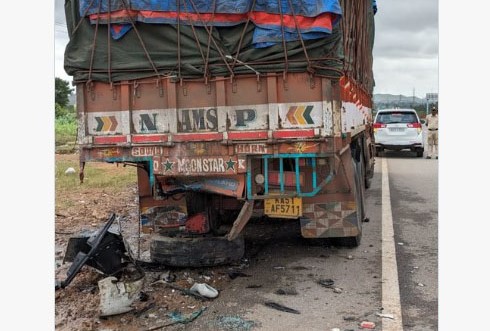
[95,116,118,132]
[95,117,104,131]
[286,106,298,125]
[102,117,112,131]
[295,106,306,125]
[109,116,118,131]
[303,105,314,124]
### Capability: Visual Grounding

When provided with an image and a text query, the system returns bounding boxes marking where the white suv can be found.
[373,108,424,157]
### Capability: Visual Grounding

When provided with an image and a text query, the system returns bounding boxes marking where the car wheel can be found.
[416,148,424,157]
[150,234,245,267]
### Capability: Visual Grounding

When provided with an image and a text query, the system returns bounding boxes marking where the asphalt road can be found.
[381,150,438,330]
[161,149,438,331]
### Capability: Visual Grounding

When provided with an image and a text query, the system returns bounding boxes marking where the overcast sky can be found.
[54,0,438,98]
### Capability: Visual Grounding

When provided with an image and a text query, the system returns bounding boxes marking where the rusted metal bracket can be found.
[156,79,164,97]
[226,201,254,241]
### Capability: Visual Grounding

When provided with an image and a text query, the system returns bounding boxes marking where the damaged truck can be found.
[63,0,376,267]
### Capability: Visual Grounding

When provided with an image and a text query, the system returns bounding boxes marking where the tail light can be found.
[407,122,422,134]
[373,123,386,133]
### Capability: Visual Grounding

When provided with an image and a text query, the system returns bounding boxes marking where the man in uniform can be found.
[425,107,438,159]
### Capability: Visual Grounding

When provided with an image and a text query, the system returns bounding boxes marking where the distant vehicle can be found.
[373,108,424,157]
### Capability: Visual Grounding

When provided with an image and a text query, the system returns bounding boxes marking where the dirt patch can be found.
[54,153,237,331]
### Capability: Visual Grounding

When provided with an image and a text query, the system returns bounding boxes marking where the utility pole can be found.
[425,93,439,116]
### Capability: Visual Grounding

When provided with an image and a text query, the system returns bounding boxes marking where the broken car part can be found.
[56,213,132,289]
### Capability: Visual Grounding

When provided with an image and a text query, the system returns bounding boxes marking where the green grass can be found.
[55,117,77,146]
[55,158,137,193]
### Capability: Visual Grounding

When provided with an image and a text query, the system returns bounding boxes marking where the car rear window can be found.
[375,112,418,124]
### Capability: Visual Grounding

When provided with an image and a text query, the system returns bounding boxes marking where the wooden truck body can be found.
[65,0,376,265]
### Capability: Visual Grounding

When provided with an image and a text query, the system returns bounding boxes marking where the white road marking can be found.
[381,158,404,330]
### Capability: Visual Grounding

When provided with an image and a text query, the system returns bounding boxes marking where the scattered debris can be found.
[333,287,343,294]
[347,255,354,260]
[376,312,395,319]
[160,271,176,283]
[275,288,298,295]
[56,214,133,289]
[189,283,219,299]
[98,267,145,317]
[134,302,156,318]
[216,315,256,331]
[228,271,251,279]
[331,328,341,331]
[417,283,425,287]
[343,316,357,321]
[264,301,300,314]
[273,266,286,270]
[397,242,404,246]
[360,321,376,329]
[145,308,207,331]
[246,284,262,289]
[167,308,207,324]
[317,278,335,288]
[153,281,210,301]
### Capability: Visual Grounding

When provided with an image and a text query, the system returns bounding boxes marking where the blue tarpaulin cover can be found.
[80,0,342,46]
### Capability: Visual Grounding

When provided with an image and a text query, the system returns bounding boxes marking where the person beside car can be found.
[425,107,438,159]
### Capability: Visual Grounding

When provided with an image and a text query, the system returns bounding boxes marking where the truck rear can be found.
[64,0,376,266]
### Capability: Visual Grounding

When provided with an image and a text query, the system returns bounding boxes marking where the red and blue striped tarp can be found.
[81,0,342,46]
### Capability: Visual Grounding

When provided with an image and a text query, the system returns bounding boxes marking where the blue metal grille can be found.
[246,154,333,200]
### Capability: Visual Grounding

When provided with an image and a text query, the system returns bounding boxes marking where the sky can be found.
[53,0,439,98]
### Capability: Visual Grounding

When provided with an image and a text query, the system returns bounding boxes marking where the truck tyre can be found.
[150,234,245,267]
[361,151,372,189]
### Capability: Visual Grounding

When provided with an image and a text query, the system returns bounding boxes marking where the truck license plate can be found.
[264,197,302,218]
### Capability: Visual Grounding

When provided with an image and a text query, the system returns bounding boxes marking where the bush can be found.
[55,105,77,149]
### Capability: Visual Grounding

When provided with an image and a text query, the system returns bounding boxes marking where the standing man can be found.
[425,107,439,159]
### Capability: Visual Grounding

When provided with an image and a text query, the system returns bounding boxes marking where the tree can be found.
[55,77,73,108]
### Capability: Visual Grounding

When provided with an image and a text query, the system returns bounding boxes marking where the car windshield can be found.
[375,112,418,124]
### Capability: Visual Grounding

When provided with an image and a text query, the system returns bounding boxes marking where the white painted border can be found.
[382,157,404,330]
